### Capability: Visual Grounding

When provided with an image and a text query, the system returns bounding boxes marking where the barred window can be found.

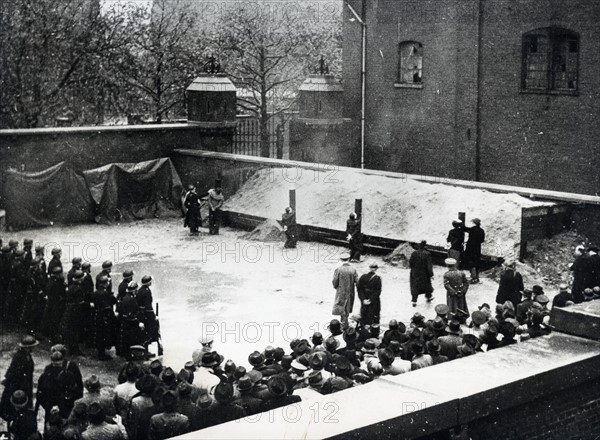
[398,41,423,85]
[522,28,579,93]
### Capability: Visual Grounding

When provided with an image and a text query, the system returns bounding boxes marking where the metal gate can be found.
[233,115,285,158]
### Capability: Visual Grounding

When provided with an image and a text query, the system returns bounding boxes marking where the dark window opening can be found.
[398,41,423,85]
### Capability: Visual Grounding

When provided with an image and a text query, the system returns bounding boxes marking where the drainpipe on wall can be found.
[475,0,484,181]
[346,1,367,169]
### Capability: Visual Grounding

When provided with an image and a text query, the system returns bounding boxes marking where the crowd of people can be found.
[1,215,599,440]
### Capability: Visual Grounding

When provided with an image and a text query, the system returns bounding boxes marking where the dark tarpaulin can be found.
[4,162,95,229]
[83,158,183,223]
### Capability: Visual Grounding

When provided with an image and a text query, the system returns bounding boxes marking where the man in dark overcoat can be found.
[138,275,163,356]
[184,185,202,235]
[91,275,117,360]
[463,218,485,283]
[409,240,434,307]
[357,262,382,326]
[96,260,113,294]
[332,253,358,329]
[446,220,465,268]
[495,261,524,307]
[0,336,37,423]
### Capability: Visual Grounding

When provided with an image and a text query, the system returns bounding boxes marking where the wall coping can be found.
[174,149,600,205]
[0,123,200,136]
[171,332,600,439]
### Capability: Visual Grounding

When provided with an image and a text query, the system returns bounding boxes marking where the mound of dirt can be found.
[224,168,553,259]
[383,242,415,268]
[239,218,285,242]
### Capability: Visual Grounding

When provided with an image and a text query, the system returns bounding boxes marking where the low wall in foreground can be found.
[172,302,600,440]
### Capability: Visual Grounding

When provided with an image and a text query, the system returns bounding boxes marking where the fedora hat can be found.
[307,372,324,389]
[19,335,38,348]
[247,370,263,384]
[177,380,192,397]
[309,352,327,371]
[10,390,28,408]
[335,356,352,375]
[471,311,487,326]
[361,338,380,353]
[435,304,449,316]
[411,312,425,324]
[233,366,247,380]
[388,340,402,354]
[160,367,176,384]
[84,375,101,392]
[431,316,446,331]
[248,351,266,367]
[150,359,163,375]
[446,320,462,335]
[214,383,234,403]
[325,336,340,352]
[136,374,158,394]
[328,319,342,335]
[378,348,395,366]
[237,375,253,392]
[268,376,288,396]
[427,339,441,353]
[200,352,219,368]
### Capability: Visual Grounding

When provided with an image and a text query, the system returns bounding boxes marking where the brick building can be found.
[342,0,600,195]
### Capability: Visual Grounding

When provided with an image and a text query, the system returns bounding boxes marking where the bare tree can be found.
[212,2,342,157]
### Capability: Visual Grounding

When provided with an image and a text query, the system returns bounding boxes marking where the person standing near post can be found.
[443,258,469,316]
[446,220,465,268]
[184,185,202,235]
[357,262,382,326]
[332,253,358,329]
[409,240,435,307]
[346,212,363,262]
[281,207,298,249]
[463,218,485,284]
[208,186,224,235]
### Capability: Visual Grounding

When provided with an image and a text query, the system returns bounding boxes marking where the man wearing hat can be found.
[22,239,33,268]
[75,376,116,418]
[0,245,12,321]
[234,375,263,416]
[332,253,358,329]
[7,248,27,325]
[126,374,158,440]
[427,340,449,365]
[192,334,214,366]
[438,320,463,360]
[148,390,190,439]
[118,269,134,301]
[446,220,465,268]
[346,212,364,262]
[496,261,524,308]
[138,275,163,357]
[96,260,113,294]
[91,275,117,360]
[379,348,411,376]
[588,246,600,291]
[258,377,301,413]
[7,390,38,440]
[357,261,382,326]
[207,185,224,235]
[67,257,82,286]
[193,352,222,396]
[82,401,127,440]
[409,240,435,307]
[34,245,47,275]
[516,289,535,324]
[116,281,144,359]
[204,383,246,427]
[80,262,95,345]
[552,284,574,309]
[36,351,73,421]
[20,256,45,334]
[184,184,202,235]
[114,362,142,419]
[0,335,37,423]
[410,340,433,371]
[462,218,485,283]
[443,258,469,316]
[281,206,298,249]
[48,247,62,277]
[176,381,203,430]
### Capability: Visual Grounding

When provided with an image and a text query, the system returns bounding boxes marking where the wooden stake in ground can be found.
[355,199,363,233]
[289,189,296,213]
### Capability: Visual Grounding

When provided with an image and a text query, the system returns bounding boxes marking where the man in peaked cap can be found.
[443,258,469,316]
[357,261,382,327]
[332,253,358,330]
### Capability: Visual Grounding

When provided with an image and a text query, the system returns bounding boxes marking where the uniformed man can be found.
[357,262,382,327]
[22,239,33,269]
[40,266,67,342]
[118,269,134,302]
[116,281,144,359]
[138,275,163,357]
[91,275,117,360]
[34,245,47,275]
[443,258,469,316]
[67,257,82,286]
[7,248,27,325]
[60,270,86,356]
[0,246,11,320]
[80,262,95,345]
[47,247,63,276]
[96,260,113,294]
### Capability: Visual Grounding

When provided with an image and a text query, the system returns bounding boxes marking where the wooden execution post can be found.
[289,189,296,213]
[458,212,466,224]
[355,199,363,233]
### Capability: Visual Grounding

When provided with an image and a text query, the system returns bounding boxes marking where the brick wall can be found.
[342,0,600,195]
[465,377,600,440]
